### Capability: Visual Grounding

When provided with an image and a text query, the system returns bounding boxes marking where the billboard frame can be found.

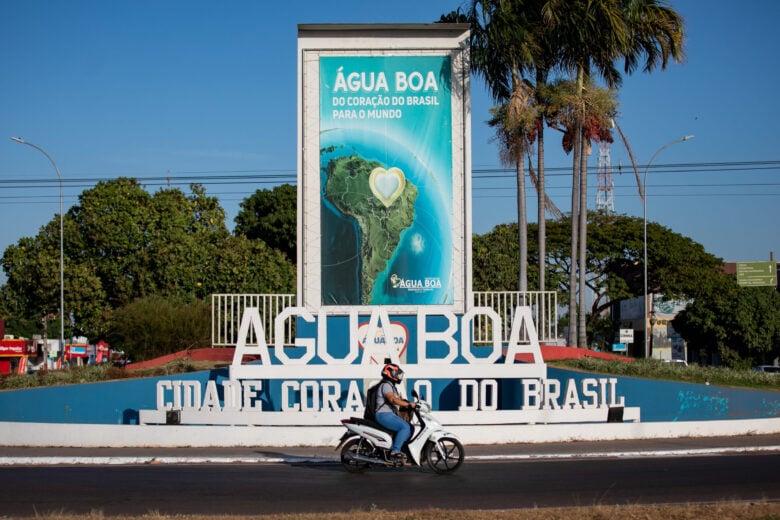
[297,23,471,314]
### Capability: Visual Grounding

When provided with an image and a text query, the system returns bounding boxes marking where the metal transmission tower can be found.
[596,141,615,214]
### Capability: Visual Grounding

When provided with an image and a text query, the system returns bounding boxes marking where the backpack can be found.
[363,383,382,422]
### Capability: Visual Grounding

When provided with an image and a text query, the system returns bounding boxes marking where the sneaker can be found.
[390,451,406,462]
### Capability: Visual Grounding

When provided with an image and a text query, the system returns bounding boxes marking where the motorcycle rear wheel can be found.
[340,438,372,473]
[424,437,464,474]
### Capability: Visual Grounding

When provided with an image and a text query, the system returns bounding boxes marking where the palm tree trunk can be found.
[537,127,546,293]
[536,69,548,295]
[567,128,580,348]
[517,157,528,292]
[578,128,589,348]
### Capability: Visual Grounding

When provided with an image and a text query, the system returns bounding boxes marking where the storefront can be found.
[0,337,37,374]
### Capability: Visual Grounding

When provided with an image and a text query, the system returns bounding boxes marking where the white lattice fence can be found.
[211,294,297,347]
[471,291,557,344]
[211,292,558,347]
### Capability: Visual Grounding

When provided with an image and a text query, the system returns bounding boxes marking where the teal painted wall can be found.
[0,367,777,425]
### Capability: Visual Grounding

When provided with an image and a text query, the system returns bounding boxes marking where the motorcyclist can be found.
[374,363,416,462]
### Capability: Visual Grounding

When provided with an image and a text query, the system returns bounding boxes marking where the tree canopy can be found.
[3,175,772,368]
[474,211,779,367]
[234,184,297,262]
[674,278,780,368]
[473,211,725,330]
[0,178,295,357]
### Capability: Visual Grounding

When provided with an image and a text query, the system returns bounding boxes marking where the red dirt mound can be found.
[129,345,631,370]
[536,345,632,362]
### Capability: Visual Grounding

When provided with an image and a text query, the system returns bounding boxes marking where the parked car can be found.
[754,365,780,374]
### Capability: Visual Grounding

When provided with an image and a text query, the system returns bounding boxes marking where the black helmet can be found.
[381,363,404,384]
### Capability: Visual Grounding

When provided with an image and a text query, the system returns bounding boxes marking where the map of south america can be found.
[324,154,418,303]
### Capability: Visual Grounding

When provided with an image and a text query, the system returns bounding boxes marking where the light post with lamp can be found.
[642,135,694,358]
[10,137,65,367]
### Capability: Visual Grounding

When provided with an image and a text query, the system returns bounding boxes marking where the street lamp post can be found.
[10,137,65,367]
[643,135,694,358]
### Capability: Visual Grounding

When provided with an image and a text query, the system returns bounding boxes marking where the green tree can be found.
[234,184,297,262]
[473,221,572,293]
[66,178,234,307]
[1,178,295,345]
[145,185,228,298]
[203,234,295,294]
[70,177,156,304]
[1,233,62,328]
[543,212,722,329]
[0,213,108,340]
[473,212,723,346]
[674,279,780,368]
[472,224,523,291]
[583,212,721,317]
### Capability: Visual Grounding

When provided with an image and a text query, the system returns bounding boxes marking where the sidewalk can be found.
[2,434,779,465]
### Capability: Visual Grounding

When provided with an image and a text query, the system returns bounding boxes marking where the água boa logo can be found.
[391,274,442,291]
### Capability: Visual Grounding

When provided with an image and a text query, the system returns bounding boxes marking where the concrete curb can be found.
[2,444,780,466]
[2,417,780,448]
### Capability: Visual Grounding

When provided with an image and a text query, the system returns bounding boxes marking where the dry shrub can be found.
[29,502,780,520]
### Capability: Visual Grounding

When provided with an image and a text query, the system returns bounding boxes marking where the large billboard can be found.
[319,55,453,306]
[298,24,471,313]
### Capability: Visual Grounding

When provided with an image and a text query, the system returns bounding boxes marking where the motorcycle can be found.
[336,390,464,474]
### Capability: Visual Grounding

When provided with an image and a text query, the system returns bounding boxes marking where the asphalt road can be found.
[2,436,780,516]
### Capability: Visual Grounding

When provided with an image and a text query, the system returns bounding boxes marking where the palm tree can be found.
[446,1,684,349]
[542,0,685,348]
[487,94,539,291]
[533,68,551,294]
[545,77,617,328]
[542,0,624,348]
[467,0,543,292]
[524,12,561,296]
[474,0,576,296]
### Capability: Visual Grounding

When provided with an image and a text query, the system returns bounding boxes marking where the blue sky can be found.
[2,0,779,286]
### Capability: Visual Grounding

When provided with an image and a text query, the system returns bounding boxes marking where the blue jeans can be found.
[375,412,412,453]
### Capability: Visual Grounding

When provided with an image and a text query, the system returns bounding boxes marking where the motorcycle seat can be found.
[348,417,395,436]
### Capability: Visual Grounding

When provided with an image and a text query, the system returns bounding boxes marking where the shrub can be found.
[107,295,211,362]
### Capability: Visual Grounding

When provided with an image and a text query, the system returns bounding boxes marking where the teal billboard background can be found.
[319,55,454,306]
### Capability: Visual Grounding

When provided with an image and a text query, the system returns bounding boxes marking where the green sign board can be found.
[736,261,778,287]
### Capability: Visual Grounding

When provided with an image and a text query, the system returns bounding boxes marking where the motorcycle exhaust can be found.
[344,452,391,466]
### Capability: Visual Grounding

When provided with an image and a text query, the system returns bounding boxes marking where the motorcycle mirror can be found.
[411,390,419,399]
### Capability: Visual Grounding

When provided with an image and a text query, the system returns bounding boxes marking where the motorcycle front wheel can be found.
[340,438,372,473]
[424,437,464,474]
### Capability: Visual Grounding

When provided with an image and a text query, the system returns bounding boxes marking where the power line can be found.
[2,159,778,186]
[1,160,778,204]
[473,160,780,177]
